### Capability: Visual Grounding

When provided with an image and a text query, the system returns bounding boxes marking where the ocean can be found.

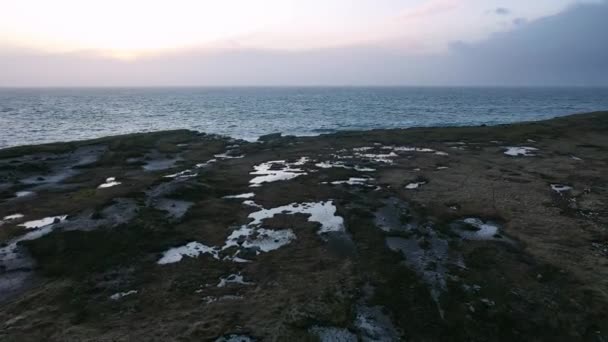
[1,87,608,149]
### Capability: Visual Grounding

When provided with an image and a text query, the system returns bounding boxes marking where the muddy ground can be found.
[0,112,607,341]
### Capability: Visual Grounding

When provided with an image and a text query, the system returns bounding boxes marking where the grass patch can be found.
[23,218,184,278]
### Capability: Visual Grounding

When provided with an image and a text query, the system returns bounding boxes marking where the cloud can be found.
[512,17,527,26]
[494,7,511,15]
[447,2,608,85]
[0,1,607,86]
[398,0,463,20]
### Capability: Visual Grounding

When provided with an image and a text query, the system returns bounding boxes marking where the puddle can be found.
[152,198,193,219]
[355,305,400,342]
[14,191,35,198]
[374,198,416,233]
[164,169,198,179]
[215,334,256,342]
[214,152,245,159]
[355,152,399,164]
[377,202,463,315]
[383,146,435,153]
[19,215,67,229]
[59,198,139,232]
[0,215,69,301]
[109,290,138,300]
[405,182,426,190]
[217,273,254,287]
[71,145,107,167]
[223,193,255,199]
[315,161,376,172]
[143,158,181,171]
[223,226,296,253]
[0,271,35,303]
[337,145,449,165]
[15,146,106,187]
[353,147,375,152]
[248,201,345,234]
[196,159,217,168]
[20,169,78,185]
[315,161,351,169]
[249,158,309,187]
[386,235,451,306]
[355,166,377,172]
[141,150,182,171]
[328,177,374,186]
[551,184,572,193]
[3,213,24,221]
[203,295,244,304]
[309,326,357,342]
[451,218,505,241]
[504,146,538,157]
[157,242,220,264]
[243,200,262,208]
[159,200,344,264]
[98,177,121,189]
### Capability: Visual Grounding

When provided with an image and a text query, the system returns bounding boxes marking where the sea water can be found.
[1,86,607,148]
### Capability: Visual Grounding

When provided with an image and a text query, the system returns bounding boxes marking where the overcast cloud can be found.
[0,1,606,86]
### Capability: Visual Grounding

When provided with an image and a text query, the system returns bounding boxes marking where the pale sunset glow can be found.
[0,0,590,56]
[0,0,295,54]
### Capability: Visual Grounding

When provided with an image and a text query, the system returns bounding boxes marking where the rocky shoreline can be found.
[0,111,607,341]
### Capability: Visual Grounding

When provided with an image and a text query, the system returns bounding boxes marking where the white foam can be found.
[435,151,449,156]
[109,290,138,300]
[223,193,255,199]
[570,155,583,161]
[98,177,121,188]
[504,146,538,157]
[19,215,67,229]
[157,242,219,264]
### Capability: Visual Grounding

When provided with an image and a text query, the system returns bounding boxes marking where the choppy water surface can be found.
[1,87,607,148]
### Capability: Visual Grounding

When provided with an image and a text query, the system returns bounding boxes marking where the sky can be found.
[0,0,606,86]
